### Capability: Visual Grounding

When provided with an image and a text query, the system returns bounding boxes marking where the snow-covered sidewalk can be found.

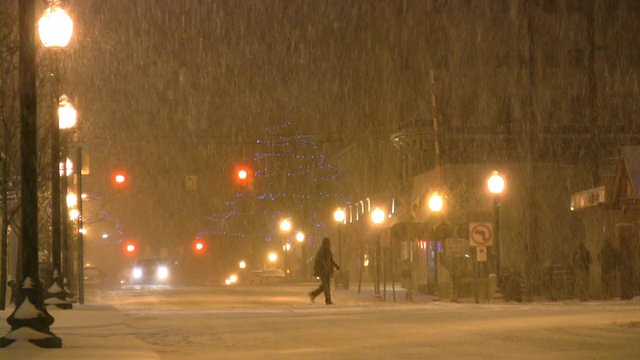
[0,304,160,359]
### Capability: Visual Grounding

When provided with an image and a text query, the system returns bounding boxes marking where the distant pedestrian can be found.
[309,237,340,305]
[398,259,417,302]
[573,242,591,301]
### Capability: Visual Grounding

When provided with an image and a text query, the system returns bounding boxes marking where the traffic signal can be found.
[123,241,138,256]
[112,170,128,190]
[233,165,254,191]
[192,239,206,255]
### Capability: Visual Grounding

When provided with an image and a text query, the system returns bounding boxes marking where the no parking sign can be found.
[469,222,493,247]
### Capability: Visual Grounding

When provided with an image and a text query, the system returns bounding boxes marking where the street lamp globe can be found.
[295,231,305,243]
[428,192,444,212]
[333,208,346,223]
[239,260,246,269]
[58,95,77,129]
[38,6,73,48]
[66,192,77,208]
[268,252,278,262]
[488,171,505,195]
[59,158,73,176]
[371,208,386,224]
[279,219,292,232]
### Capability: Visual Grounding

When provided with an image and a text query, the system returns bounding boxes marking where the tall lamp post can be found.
[279,219,292,277]
[487,171,505,285]
[1,0,62,348]
[295,231,306,278]
[428,192,444,297]
[45,96,76,308]
[333,208,346,290]
[333,208,346,265]
[371,207,386,299]
[58,96,77,298]
[38,5,73,309]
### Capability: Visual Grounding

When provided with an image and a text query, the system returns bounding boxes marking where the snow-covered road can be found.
[89,283,640,359]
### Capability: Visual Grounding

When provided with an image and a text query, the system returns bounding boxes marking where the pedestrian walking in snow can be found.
[309,237,340,305]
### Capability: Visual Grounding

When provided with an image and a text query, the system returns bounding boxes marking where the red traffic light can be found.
[112,170,128,188]
[233,165,254,191]
[123,241,138,256]
[193,239,206,254]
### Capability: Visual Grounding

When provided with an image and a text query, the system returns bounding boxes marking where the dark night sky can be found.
[59,0,426,255]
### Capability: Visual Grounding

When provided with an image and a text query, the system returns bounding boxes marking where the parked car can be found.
[250,269,285,285]
[83,265,106,287]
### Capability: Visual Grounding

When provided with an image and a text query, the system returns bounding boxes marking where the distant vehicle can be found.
[127,258,172,286]
[83,265,106,287]
[250,269,285,285]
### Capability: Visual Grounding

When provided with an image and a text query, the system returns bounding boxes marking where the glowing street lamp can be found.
[279,219,292,232]
[38,7,73,48]
[428,192,444,213]
[239,260,247,269]
[58,95,77,129]
[66,192,77,208]
[371,208,386,225]
[488,171,505,195]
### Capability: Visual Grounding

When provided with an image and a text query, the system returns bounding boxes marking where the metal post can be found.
[60,133,72,296]
[0,152,7,310]
[494,197,501,287]
[1,0,60,347]
[391,244,396,303]
[77,147,84,304]
[44,61,71,308]
[338,224,342,266]
[430,70,443,184]
[357,240,363,294]
[374,235,381,299]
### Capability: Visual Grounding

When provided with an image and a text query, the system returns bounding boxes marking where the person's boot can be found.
[308,292,315,304]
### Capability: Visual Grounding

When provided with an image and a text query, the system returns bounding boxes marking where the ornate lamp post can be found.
[44,95,76,308]
[428,192,444,297]
[333,208,346,265]
[39,4,74,309]
[58,95,77,299]
[295,231,306,278]
[487,171,505,285]
[1,0,62,348]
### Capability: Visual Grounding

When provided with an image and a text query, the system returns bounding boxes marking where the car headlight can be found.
[133,267,142,279]
[157,266,169,280]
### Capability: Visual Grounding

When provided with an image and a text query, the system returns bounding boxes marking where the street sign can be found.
[476,246,487,262]
[445,238,467,257]
[469,222,493,247]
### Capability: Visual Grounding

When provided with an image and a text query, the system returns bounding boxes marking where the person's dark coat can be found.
[313,238,340,278]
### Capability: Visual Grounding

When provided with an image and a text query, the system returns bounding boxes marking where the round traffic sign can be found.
[470,223,492,246]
